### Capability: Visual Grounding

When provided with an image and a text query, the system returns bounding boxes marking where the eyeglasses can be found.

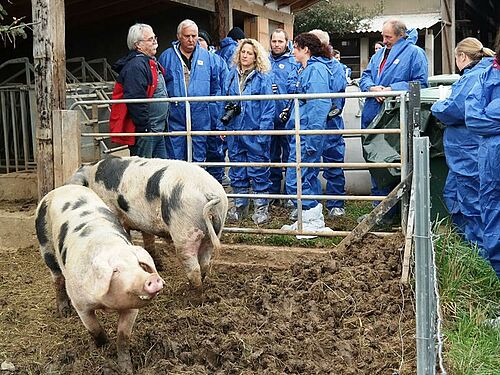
[140,35,158,43]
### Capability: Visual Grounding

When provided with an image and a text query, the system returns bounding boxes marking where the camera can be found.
[221,102,241,125]
[327,104,342,120]
[279,107,291,124]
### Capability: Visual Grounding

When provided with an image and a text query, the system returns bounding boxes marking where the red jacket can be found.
[109,53,163,145]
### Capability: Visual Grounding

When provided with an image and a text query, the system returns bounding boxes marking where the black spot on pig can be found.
[58,222,69,253]
[80,210,91,217]
[62,202,71,212]
[73,223,86,233]
[80,227,91,237]
[82,177,89,187]
[72,197,87,210]
[43,253,61,275]
[160,182,184,226]
[139,162,148,166]
[61,247,68,265]
[94,157,131,191]
[35,200,49,246]
[97,207,128,237]
[117,194,129,212]
[145,167,168,201]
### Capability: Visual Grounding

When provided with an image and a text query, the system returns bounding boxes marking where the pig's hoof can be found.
[57,301,72,317]
[118,358,133,375]
[93,331,109,347]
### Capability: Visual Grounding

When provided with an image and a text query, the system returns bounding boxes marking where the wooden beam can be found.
[232,0,293,25]
[32,0,66,199]
[335,174,412,253]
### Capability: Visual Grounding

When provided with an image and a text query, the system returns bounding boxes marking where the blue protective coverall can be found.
[269,51,299,194]
[359,28,428,199]
[205,52,229,183]
[285,57,332,210]
[321,57,348,210]
[216,37,238,67]
[431,57,494,248]
[224,68,275,207]
[158,42,220,162]
[465,61,500,278]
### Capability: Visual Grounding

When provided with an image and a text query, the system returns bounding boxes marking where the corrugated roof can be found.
[356,13,442,33]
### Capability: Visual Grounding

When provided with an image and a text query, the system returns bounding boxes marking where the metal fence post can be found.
[414,136,436,375]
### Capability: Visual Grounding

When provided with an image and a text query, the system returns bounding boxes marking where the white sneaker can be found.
[328,207,345,218]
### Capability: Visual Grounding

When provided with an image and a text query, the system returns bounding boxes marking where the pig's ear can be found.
[131,245,157,272]
[81,256,114,298]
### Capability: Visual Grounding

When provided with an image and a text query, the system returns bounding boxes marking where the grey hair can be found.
[177,19,198,36]
[309,29,330,46]
[127,23,153,50]
[383,18,407,37]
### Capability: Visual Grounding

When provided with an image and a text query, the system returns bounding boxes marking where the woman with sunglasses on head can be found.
[431,37,495,250]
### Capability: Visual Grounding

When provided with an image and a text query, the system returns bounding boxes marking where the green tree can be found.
[0,2,28,47]
[294,0,383,36]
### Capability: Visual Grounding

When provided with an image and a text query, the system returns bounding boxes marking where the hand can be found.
[370,86,389,103]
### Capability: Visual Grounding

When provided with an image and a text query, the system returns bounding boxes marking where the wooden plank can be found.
[32,0,67,198]
[335,174,412,253]
[53,110,81,187]
[401,181,416,284]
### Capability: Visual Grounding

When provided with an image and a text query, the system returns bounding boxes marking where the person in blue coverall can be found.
[465,39,500,279]
[282,33,333,232]
[158,19,221,163]
[224,38,275,225]
[216,27,245,67]
[431,37,495,249]
[359,19,428,220]
[198,30,230,185]
[310,29,348,220]
[268,28,298,202]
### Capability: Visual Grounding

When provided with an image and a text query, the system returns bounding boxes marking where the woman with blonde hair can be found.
[224,38,275,224]
[431,37,494,249]
[465,34,500,279]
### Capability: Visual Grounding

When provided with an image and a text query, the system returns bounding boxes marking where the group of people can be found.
[109,19,349,231]
[108,18,499,277]
[431,37,500,279]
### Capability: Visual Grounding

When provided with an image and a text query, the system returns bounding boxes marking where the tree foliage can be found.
[0,2,28,47]
[294,0,383,36]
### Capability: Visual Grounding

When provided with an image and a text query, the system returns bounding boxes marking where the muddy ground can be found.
[0,200,415,374]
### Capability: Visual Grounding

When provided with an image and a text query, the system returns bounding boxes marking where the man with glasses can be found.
[110,23,169,158]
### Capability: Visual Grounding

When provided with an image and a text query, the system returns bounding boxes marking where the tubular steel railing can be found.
[70,90,410,238]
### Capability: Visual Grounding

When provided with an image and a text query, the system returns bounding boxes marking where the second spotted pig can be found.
[67,156,228,288]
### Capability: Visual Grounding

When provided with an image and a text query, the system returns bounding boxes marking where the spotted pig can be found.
[67,156,228,288]
[35,185,164,374]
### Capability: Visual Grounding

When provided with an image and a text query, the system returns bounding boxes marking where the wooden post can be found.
[256,16,269,47]
[215,0,231,45]
[32,0,66,199]
[53,110,81,187]
[441,0,455,74]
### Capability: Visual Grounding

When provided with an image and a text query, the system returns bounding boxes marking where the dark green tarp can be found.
[362,101,449,218]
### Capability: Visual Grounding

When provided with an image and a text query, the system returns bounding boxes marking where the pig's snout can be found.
[144,274,164,295]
